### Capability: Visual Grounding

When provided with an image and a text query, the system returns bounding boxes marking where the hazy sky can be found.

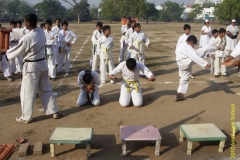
[25,0,194,8]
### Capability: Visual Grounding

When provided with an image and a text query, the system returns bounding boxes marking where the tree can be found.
[90,6,98,19]
[62,0,91,23]
[142,2,158,24]
[188,4,203,20]
[5,0,34,21]
[34,0,66,21]
[159,1,184,22]
[214,0,240,22]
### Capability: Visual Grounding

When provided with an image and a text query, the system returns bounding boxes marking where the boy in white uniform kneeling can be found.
[176,35,210,101]
[109,58,156,107]
[77,69,100,106]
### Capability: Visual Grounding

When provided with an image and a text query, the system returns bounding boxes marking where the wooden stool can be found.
[120,126,162,156]
[235,122,240,134]
[179,123,226,155]
[49,127,93,158]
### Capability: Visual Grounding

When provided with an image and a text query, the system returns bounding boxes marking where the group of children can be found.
[77,19,154,107]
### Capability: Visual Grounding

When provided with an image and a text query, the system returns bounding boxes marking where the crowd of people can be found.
[0,14,240,123]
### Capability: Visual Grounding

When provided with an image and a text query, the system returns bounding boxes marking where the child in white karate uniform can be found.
[44,20,57,80]
[58,21,78,76]
[176,35,210,101]
[77,69,100,106]
[175,24,195,79]
[91,22,103,71]
[128,23,151,76]
[211,28,228,77]
[97,25,115,84]
[125,20,136,60]
[109,58,155,107]
[9,21,18,74]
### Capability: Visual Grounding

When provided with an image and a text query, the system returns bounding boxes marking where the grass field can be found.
[0,21,240,160]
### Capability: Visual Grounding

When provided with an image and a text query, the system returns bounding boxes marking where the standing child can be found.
[15,20,23,74]
[44,20,57,80]
[119,18,131,63]
[125,20,136,59]
[175,35,210,101]
[77,69,100,106]
[207,29,219,73]
[52,19,62,66]
[128,23,151,76]
[57,21,78,76]
[97,25,114,84]
[109,58,155,107]
[91,22,103,71]
[175,24,194,79]
[9,20,17,74]
[212,28,228,78]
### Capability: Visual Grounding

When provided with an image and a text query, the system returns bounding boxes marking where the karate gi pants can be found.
[131,51,145,75]
[52,45,59,65]
[58,49,71,73]
[47,55,57,78]
[0,55,11,77]
[15,55,23,73]
[100,58,114,82]
[119,42,129,63]
[177,64,192,94]
[9,59,16,74]
[214,57,226,75]
[77,89,100,106]
[91,53,99,71]
[20,70,59,121]
[119,82,143,107]
[209,57,214,73]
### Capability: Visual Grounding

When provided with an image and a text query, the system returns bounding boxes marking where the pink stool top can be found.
[120,126,162,141]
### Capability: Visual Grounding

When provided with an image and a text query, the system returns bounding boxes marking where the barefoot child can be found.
[109,58,156,107]
[128,23,151,76]
[57,21,78,76]
[175,35,211,101]
[97,25,114,84]
[77,69,100,106]
[91,22,103,71]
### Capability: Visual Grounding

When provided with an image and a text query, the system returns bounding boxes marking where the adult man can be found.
[225,19,239,56]
[1,13,60,123]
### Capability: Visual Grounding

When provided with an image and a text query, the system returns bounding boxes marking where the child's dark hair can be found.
[61,21,68,26]
[45,20,52,26]
[186,35,197,44]
[96,22,103,28]
[127,18,132,23]
[55,18,61,22]
[83,71,93,84]
[10,20,17,26]
[40,23,45,29]
[134,23,141,28]
[131,20,136,24]
[183,24,191,30]
[102,25,111,33]
[212,29,218,35]
[16,20,22,25]
[126,58,137,70]
[219,28,226,33]
[24,13,38,27]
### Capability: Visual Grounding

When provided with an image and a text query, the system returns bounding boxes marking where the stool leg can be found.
[218,140,225,152]
[122,140,126,156]
[50,144,55,157]
[187,141,193,155]
[155,139,161,156]
[86,144,91,157]
[180,130,185,142]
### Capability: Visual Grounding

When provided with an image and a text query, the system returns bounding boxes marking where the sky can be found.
[25,0,194,8]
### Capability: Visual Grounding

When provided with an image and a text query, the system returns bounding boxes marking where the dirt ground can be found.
[0,22,240,160]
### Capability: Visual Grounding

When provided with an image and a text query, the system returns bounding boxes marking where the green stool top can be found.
[236,122,240,131]
[50,127,93,144]
[180,123,226,142]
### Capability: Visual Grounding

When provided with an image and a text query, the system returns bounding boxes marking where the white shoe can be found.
[101,81,106,84]
[110,80,115,84]
[16,117,31,124]
[53,112,60,119]
[190,75,195,79]
[236,92,240,96]
[64,72,69,76]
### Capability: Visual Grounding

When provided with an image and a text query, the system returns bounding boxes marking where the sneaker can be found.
[16,117,31,124]
[65,72,69,76]
[6,76,14,82]
[101,81,106,84]
[110,80,115,84]
[53,112,60,119]
[215,75,220,78]
[190,75,195,79]
[175,94,185,102]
